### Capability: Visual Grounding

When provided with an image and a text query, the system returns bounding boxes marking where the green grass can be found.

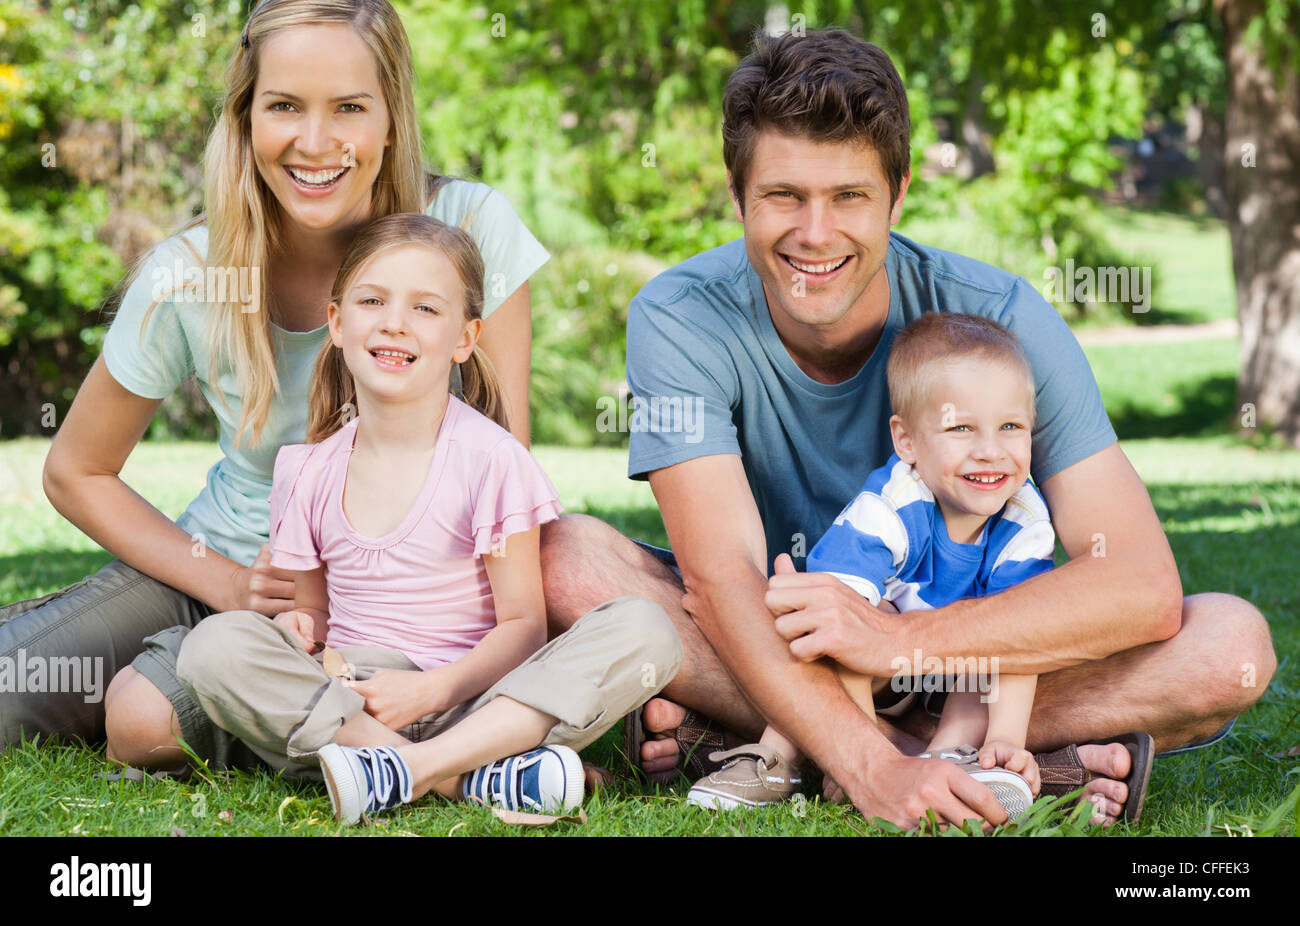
[897,206,1236,328]
[3,335,1299,836]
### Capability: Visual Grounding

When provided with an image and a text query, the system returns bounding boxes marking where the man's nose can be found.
[796,199,836,252]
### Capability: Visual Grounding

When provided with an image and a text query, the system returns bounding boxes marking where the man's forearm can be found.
[684,560,894,785]
[907,550,1182,676]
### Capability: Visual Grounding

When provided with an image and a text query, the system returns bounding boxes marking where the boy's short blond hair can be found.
[886,313,1036,424]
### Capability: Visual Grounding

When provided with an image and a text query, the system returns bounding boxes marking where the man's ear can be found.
[889,413,916,464]
[327,301,343,348]
[453,317,482,364]
[889,169,911,226]
[726,171,744,223]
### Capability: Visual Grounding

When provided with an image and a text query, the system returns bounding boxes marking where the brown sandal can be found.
[1035,731,1154,823]
[622,706,744,781]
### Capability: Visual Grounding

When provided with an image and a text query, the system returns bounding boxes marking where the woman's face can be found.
[250,23,391,238]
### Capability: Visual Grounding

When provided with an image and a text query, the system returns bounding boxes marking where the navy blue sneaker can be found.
[463,745,583,813]
[318,744,414,825]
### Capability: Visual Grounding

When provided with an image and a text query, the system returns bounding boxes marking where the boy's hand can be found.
[274,610,319,652]
[979,740,1041,796]
[348,668,446,731]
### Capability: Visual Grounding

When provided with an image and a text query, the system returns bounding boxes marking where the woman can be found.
[0,0,547,768]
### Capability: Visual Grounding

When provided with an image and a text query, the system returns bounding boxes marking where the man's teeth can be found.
[787,255,849,274]
[289,166,347,185]
[963,474,1005,483]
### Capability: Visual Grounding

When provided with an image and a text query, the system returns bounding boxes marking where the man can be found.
[542,28,1275,828]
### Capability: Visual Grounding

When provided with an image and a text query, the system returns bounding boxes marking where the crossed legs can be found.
[540,513,1278,821]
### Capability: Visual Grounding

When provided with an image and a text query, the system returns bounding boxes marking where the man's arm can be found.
[773,443,1183,677]
[651,453,1005,827]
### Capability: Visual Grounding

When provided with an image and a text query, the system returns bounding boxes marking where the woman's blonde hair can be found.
[306,213,507,443]
[189,0,439,447]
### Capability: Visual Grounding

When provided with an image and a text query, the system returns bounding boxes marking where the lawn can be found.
[1,331,1298,836]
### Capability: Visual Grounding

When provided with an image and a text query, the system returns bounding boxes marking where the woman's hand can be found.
[348,669,446,731]
[231,543,297,616]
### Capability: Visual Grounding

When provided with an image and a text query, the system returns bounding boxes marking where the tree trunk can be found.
[1217,0,1300,446]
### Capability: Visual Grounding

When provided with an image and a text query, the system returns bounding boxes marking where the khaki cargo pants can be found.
[173,596,682,777]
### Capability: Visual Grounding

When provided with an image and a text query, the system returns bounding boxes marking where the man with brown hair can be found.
[541,28,1275,828]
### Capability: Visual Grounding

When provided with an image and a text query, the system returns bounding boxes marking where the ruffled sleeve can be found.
[268,442,322,571]
[470,436,564,557]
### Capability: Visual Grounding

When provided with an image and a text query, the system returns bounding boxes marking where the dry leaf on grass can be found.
[489,806,588,827]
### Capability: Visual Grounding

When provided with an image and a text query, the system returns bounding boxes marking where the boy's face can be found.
[890,356,1036,541]
[732,130,909,336]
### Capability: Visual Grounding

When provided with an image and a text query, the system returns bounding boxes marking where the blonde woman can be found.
[0,0,548,767]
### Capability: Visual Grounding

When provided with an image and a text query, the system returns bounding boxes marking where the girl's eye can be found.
[360,297,381,306]
[415,304,439,314]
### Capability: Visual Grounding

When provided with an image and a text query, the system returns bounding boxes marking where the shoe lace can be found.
[472,751,547,812]
[355,746,413,813]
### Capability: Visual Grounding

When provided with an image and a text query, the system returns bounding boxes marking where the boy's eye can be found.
[1001,422,1022,430]
[948,424,971,432]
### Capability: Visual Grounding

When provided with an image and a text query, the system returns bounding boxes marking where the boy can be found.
[688,313,1051,818]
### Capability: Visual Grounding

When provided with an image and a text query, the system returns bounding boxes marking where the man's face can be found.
[733,130,909,335]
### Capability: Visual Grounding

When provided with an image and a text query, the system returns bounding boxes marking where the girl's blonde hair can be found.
[183,0,440,447]
[306,213,507,443]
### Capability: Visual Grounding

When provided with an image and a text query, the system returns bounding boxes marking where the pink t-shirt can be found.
[268,397,563,670]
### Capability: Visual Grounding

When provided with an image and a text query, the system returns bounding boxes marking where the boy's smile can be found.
[889,356,1036,544]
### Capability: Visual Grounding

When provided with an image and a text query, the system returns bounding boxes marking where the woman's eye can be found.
[339,103,364,113]
[269,101,295,112]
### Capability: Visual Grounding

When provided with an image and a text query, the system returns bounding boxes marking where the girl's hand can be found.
[274,610,320,652]
[231,543,297,616]
[348,669,445,731]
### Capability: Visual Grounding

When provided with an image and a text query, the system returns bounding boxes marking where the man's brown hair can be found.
[887,313,1036,425]
[722,28,911,214]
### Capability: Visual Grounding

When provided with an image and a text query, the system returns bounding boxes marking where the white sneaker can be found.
[462,745,584,813]
[921,744,1034,820]
[317,743,414,825]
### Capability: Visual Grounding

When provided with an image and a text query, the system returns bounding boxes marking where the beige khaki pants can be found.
[174,596,681,778]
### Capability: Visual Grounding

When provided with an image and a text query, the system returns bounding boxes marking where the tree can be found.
[1216,0,1300,445]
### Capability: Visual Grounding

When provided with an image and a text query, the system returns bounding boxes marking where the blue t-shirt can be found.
[625,232,1115,572]
[806,454,1055,609]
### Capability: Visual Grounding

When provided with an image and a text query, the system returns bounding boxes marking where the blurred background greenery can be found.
[1,0,1296,445]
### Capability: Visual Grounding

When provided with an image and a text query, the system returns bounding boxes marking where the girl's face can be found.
[328,244,480,408]
[251,23,391,237]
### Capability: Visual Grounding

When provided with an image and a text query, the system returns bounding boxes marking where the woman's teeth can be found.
[288,166,348,187]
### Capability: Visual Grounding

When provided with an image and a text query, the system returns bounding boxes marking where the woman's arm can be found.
[42,356,295,615]
[476,282,533,447]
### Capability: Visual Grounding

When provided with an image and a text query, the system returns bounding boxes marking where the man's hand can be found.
[846,751,1009,830]
[348,668,445,731]
[768,554,903,676]
[979,740,1041,796]
[273,609,319,652]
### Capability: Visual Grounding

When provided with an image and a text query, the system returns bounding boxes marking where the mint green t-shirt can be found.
[101,180,549,567]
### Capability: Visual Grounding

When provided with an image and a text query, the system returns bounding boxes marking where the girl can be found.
[165,213,681,821]
[0,0,545,764]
